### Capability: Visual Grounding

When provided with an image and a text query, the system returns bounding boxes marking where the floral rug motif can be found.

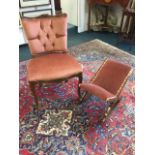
[36,110,72,136]
[19,39,135,155]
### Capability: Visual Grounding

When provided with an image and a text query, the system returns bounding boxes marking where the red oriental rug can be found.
[19,39,135,155]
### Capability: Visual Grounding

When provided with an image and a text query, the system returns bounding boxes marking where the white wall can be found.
[60,0,88,32]
[77,0,88,32]
[61,0,78,26]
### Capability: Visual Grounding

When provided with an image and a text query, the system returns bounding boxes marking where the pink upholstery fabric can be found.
[21,14,83,108]
[80,59,132,102]
[22,14,82,83]
[22,14,67,56]
[92,59,132,95]
[80,83,116,101]
[27,53,82,82]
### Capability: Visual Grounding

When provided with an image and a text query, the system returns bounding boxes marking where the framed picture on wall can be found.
[20,0,51,7]
[22,9,52,17]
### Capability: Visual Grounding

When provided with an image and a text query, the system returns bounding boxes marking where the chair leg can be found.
[38,82,42,89]
[29,82,39,110]
[78,73,82,98]
[79,92,88,104]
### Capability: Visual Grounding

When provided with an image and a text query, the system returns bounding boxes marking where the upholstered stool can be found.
[79,59,133,119]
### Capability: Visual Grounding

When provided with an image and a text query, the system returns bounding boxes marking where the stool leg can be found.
[29,82,39,110]
[104,99,119,121]
[78,73,82,99]
[80,92,88,103]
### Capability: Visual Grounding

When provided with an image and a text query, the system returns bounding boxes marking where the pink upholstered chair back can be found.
[92,59,132,96]
[22,14,68,56]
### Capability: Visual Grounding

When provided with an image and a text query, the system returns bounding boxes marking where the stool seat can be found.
[80,83,116,102]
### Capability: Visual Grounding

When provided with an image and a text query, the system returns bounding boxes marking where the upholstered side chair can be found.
[22,14,83,109]
[79,59,133,118]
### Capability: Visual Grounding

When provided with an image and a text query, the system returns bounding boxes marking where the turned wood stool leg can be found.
[29,82,39,110]
[38,82,42,89]
[79,92,88,104]
[78,73,83,99]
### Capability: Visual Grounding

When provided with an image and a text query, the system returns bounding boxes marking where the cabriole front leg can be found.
[29,82,39,110]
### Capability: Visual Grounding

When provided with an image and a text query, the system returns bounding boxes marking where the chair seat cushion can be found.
[27,53,82,82]
[80,83,117,102]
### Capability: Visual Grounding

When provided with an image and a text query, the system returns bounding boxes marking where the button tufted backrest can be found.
[22,14,68,56]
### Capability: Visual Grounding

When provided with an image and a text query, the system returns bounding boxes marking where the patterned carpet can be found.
[19,39,135,155]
